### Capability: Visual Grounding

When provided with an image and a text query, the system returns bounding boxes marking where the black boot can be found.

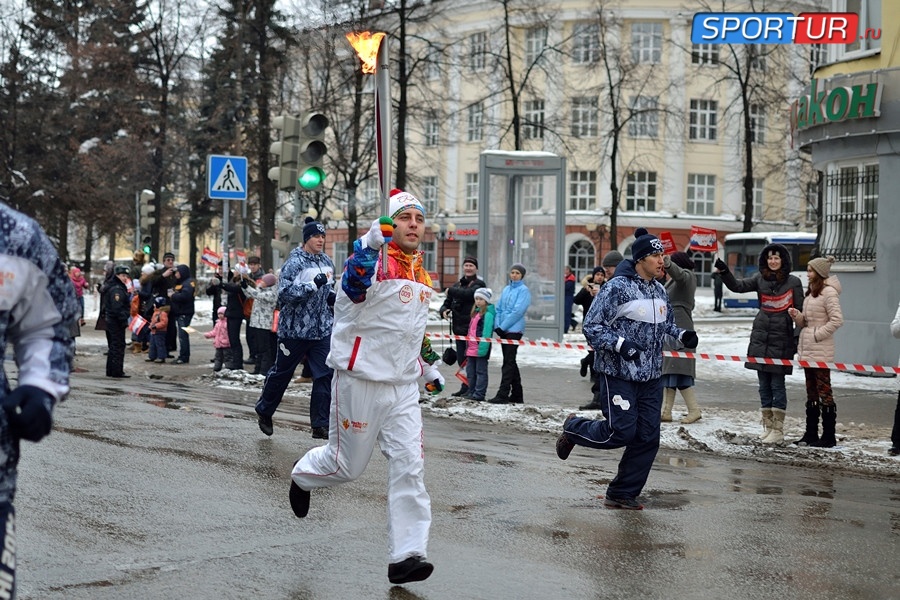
[794,402,820,446]
[813,405,837,448]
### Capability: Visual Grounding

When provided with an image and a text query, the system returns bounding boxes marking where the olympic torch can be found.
[347,31,391,274]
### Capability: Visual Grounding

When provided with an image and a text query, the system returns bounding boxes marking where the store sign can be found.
[792,78,882,130]
[454,228,479,237]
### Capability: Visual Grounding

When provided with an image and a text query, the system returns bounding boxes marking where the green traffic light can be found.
[298,167,325,190]
[142,245,152,255]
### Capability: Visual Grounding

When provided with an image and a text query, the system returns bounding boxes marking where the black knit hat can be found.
[630,228,664,262]
[302,216,326,244]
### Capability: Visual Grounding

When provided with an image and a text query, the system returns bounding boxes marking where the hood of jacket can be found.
[758,243,793,275]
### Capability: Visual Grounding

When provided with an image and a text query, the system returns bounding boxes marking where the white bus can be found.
[722,231,817,309]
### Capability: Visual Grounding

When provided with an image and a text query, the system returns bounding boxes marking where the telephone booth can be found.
[477,150,567,342]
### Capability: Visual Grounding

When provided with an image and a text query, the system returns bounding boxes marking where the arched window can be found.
[568,240,595,282]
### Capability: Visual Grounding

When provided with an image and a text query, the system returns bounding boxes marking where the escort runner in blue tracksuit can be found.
[255,217,335,439]
[556,228,698,510]
[0,202,78,597]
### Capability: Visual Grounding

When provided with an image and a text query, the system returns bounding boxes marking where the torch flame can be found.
[346,31,385,74]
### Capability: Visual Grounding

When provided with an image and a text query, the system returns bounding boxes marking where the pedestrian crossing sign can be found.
[207,154,248,201]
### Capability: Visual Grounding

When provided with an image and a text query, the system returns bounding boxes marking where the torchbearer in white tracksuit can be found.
[289,189,445,586]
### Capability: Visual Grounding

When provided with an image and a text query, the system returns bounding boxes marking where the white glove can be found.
[361,217,394,251]
[422,362,445,395]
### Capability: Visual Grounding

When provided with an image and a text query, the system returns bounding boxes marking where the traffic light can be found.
[272,220,302,257]
[296,112,328,191]
[139,189,156,227]
[142,236,152,256]
[268,115,300,191]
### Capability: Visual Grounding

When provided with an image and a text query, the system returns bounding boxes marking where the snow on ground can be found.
[79,286,900,477]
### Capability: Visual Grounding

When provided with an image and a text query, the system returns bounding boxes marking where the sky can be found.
[79,285,900,478]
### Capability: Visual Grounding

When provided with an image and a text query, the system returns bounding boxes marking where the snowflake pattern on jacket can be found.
[583,259,684,382]
[277,246,335,340]
[0,202,78,503]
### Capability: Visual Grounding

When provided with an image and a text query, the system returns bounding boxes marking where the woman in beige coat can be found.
[788,256,843,447]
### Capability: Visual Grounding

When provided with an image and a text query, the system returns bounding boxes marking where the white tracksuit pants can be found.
[292,370,431,563]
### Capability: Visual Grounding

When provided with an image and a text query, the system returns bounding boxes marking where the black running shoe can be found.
[289,476,310,518]
[388,556,434,584]
[257,412,273,436]
[603,496,644,510]
[311,427,328,440]
[556,414,577,460]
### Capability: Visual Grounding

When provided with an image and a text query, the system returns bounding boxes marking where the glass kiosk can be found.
[477,150,567,342]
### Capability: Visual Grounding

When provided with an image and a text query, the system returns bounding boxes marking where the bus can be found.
[722,231,817,309]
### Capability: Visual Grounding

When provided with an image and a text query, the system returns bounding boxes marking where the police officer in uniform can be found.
[103,265,133,378]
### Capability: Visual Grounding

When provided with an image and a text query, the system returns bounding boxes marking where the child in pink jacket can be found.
[205,306,232,372]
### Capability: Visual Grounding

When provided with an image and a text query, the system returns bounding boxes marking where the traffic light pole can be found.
[134,191,141,250]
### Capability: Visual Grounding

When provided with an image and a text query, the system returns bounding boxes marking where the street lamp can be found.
[431,220,456,288]
[585,222,607,258]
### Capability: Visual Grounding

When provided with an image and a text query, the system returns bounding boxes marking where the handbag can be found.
[94,315,106,331]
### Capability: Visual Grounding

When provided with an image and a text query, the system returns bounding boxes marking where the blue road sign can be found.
[207,155,248,201]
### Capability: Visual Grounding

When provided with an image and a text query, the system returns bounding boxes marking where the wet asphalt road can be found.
[12,335,900,600]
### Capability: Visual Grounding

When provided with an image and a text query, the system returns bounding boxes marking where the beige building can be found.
[341,0,822,287]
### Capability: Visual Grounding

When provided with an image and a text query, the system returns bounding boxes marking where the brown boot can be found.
[132,342,142,355]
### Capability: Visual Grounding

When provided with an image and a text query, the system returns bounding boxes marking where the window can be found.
[362,178,380,211]
[571,97,598,138]
[628,96,658,138]
[568,240,596,284]
[469,32,488,70]
[525,27,547,65]
[523,100,544,140]
[821,163,877,262]
[687,174,716,215]
[465,172,479,212]
[423,48,440,80]
[631,22,662,64]
[422,176,438,215]
[806,181,820,226]
[749,45,767,71]
[836,0,881,57]
[332,241,349,271]
[569,170,596,211]
[572,23,600,64]
[424,115,439,147]
[809,44,826,74]
[423,240,437,272]
[626,172,657,211]
[689,99,717,141]
[749,104,766,144]
[691,43,719,65]
[523,176,544,211]
[753,178,764,219]
[467,102,484,142]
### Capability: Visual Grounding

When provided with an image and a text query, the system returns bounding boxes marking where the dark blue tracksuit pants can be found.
[564,373,662,500]
[255,337,333,429]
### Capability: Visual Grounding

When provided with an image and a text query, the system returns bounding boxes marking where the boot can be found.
[794,402,820,446]
[759,408,773,440]
[762,408,785,444]
[813,405,837,448]
[661,388,675,422]
[132,341,142,355]
[679,387,701,424]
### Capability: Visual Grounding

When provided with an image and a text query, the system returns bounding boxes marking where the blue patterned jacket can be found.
[0,202,78,503]
[583,259,684,382]
[276,246,335,340]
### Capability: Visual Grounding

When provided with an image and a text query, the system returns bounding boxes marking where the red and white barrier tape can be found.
[427,332,900,375]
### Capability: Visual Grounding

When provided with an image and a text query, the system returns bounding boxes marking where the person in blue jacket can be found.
[555,228,698,510]
[255,217,335,440]
[0,202,78,596]
[488,263,531,404]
